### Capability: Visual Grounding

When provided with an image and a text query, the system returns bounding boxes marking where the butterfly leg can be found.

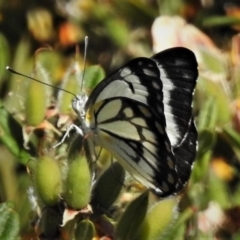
[52,124,84,148]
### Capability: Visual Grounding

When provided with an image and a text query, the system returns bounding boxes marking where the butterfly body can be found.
[71,47,198,197]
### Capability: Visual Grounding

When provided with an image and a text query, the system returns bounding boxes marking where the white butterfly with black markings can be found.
[64,47,198,197]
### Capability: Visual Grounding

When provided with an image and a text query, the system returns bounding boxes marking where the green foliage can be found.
[84,65,105,91]
[91,161,125,211]
[74,219,96,240]
[0,34,10,83]
[115,191,149,240]
[138,197,179,240]
[25,64,51,126]
[0,202,20,240]
[34,156,62,206]
[0,100,31,164]
[197,76,231,125]
[223,127,240,150]
[64,155,92,209]
[203,16,240,27]
[1,0,240,239]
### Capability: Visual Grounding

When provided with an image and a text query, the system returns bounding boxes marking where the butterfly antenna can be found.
[6,66,77,98]
[80,36,88,93]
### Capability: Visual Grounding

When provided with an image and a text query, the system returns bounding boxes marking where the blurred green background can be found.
[1,0,240,239]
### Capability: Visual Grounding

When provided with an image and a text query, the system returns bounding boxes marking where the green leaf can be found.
[197,76,231,125]
[91,161,125,211]
[203,16,240,27]
[191,149,212,185]
[74,219,96,240]
[39,206,63,239]
[200,48,227,74]
[0,33,10,83]
[0,101,31,165]
[58,63,82,114]
[138,196,179,240]
[158,0,185,16]
[197,97,218,130]
[35,50,62,85]
[198,130,216,156]
[4,37,32,113]
[84,65,105,91]
[207,172,230,208]
[25,64,51,126]
[164,207,195,240]
[0,202,20,240]
[115,191,149,240]
[104,18,129,47]
[34,156,62,206]
[64,156,92,209]
[223,127,240,149]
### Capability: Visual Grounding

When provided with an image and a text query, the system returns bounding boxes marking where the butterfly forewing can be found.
[84,57,164,113]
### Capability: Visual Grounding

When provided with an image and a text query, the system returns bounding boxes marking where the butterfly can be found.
[63,47,198,197]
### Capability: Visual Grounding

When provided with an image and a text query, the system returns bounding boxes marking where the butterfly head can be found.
[72,93,88,119]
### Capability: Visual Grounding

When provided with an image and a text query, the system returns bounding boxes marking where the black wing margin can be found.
[152,47,198,190]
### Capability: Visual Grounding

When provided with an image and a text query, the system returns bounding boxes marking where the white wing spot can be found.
[123,107,134,118]
[154,188,163,195]
[167,156,175,169]
[95,80,134,103]
[167,173,175,184]
[138,159,155,176]
[152,81,161,90]
[157,94,162,102]
[155,121,164,135]
[138,106,152,118]
[120,67,132,77]
[132,83,148,93]
[99,120,140,141]
[142,148,158,168]
[157,105,163,114]
[143,141,156,155]
[165,141,171,152]
[125,75,140,83]
[159,65,169,84]
[143,68,158,77]
[131,95,148,105]
[97,99,122,123]
[161,181,169,192]
[142,129,156,142]
[131,117,147,127]
[160,64,180,147]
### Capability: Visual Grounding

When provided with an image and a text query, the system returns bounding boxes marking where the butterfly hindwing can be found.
[86,97,178,195]
[152,48,198,148]
[173,118,198,190]
[151,48,198,190]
